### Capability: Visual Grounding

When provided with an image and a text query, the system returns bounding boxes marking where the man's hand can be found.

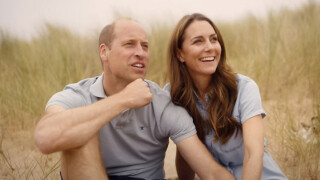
[120,78,152,109]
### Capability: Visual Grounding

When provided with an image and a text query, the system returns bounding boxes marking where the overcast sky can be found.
[0,0,316,39]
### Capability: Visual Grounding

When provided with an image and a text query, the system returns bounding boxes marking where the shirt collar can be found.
[89,73,107,98]
[194,91,210,110]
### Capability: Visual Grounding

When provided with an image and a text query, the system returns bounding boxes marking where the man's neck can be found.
[102,76,129,96]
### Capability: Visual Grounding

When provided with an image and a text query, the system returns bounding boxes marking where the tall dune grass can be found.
[0,25,101,128]
[0,2,319,179]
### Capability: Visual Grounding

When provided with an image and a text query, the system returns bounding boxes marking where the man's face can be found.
[104,20,149,84]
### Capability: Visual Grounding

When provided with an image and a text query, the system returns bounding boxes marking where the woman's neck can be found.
[191,75,211,105]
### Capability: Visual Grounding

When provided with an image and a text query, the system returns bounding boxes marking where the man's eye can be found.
[142,44,149,49]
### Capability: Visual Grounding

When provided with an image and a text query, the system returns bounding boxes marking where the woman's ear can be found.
[177,49,185,63]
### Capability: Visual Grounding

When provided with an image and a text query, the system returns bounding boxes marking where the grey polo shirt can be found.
[46,73,196,179]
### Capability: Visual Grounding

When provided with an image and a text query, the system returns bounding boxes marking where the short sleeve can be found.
[45,87,86,110]
[160,103,197,144]
[237,79,266,124]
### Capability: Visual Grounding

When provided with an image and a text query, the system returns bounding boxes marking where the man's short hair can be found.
[99,18,135,49]
[99,22,116,48]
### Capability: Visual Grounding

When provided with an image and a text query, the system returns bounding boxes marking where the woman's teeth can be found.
[200,57,215,62]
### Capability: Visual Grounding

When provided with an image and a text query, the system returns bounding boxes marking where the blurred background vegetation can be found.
[0,1,319,179]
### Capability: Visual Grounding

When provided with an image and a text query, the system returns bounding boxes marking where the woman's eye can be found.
[193,40,202,44]
[211,37,218,42]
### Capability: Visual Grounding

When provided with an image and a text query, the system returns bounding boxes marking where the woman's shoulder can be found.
[236,74,259,90]
[236,73,255,83]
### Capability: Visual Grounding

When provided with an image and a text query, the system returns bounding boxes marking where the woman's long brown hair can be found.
[168,13,241,144]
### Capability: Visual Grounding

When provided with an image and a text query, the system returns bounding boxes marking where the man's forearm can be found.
[35,78,152,154]
[34,92,129,154]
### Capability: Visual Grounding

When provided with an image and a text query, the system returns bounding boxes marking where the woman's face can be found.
[179,20,221,80]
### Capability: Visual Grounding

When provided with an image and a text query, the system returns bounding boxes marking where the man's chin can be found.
[132,74,146,80]
[127,76,144,84]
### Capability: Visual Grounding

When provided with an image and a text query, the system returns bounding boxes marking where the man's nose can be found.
[135,44,148,58]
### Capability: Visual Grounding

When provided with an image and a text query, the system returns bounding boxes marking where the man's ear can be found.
[99,44,109,62]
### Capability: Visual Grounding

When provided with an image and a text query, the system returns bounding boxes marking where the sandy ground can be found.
[1,98,318,179]
[164,140,177,178]
[0,128,178,179]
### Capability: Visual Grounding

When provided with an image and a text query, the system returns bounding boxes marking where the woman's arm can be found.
[242,115,264,180]
[176,134,236,180]
[176,149,195,180]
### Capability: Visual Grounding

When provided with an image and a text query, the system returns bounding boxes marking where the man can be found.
[34,18,235,180]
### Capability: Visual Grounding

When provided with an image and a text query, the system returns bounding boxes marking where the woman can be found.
[166,13,287,179]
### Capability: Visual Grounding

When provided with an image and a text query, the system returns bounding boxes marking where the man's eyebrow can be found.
[121,39,149,43]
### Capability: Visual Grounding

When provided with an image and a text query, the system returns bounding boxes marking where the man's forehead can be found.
[113,19,148,40]
[118,37,149,44]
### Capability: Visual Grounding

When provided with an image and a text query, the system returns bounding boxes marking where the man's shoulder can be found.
[46,76,99,109]
[144,80,189,116]
[145,80,171,99]
[64,76,98,93]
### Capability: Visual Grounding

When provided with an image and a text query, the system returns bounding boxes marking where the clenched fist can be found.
[120,78,152,109]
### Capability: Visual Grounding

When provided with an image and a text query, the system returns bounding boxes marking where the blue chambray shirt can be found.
[164,74,288,179]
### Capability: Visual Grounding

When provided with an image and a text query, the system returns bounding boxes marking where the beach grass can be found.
[0,1,319,179]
